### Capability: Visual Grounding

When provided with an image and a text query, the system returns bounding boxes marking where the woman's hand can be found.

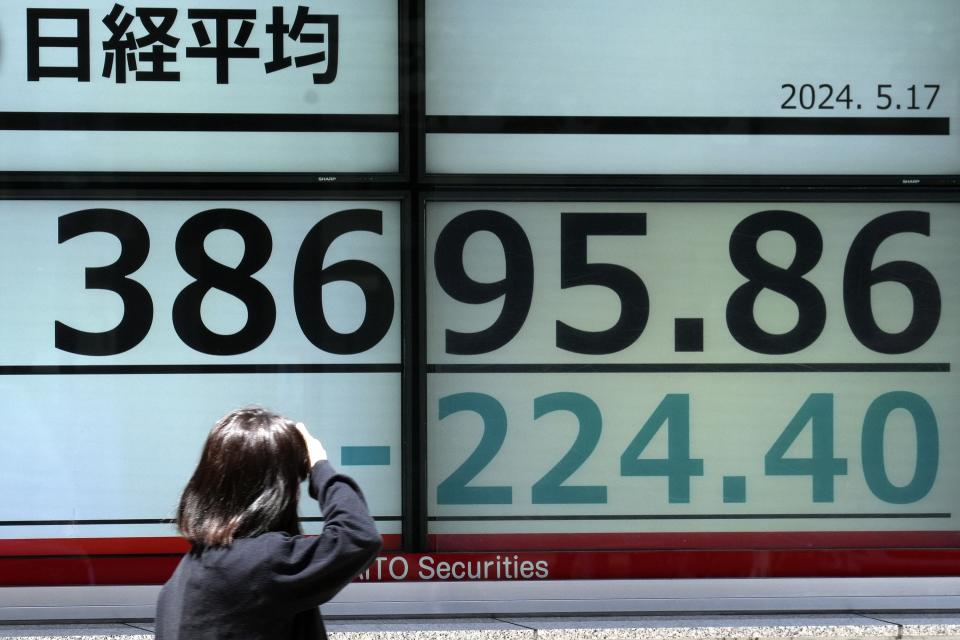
[295,422,328,468]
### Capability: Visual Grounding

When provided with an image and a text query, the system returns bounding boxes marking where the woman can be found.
[156,406,382,640]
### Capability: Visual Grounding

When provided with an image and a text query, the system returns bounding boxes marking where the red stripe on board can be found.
[356,549,960,582]
[2,532,954,558]
[0,555,183,586]
[1,548,959,586]
[0,537,190,556]
[0,534,402,558]
[429,531,960,551]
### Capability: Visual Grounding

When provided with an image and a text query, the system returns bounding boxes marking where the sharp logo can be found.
[902,179,921,184]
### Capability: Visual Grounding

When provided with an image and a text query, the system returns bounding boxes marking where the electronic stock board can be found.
[1,0,959,592]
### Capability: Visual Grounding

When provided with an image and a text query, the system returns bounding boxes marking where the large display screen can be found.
[0,1,400,176]
[425,0,960,179]
[0,199,402,585]
[424,199,960,578]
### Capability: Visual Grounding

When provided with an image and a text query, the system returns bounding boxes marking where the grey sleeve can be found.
[260,461,383,614]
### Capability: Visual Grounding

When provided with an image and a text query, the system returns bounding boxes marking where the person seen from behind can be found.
[156,406,382,639]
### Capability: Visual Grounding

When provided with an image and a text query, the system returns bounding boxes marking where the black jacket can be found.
[155,461,382,640]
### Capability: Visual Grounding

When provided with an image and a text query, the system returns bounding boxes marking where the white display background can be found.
[426,0,960,175]
[426,201,959,534]
[0,200,402,538]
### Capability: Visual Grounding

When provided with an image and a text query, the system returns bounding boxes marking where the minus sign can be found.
[341,446,391,466]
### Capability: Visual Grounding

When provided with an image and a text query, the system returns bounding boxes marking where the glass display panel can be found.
[0,199,402,585]
[423,199,960,580]
[425,0,960,180]
[0,0,400,176]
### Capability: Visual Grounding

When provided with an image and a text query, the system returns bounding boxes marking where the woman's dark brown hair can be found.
[177,406,310,547]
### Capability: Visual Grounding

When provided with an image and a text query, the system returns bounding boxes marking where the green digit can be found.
[764,393,847,502]
[437,393,512,505]
[862,391,938,504]
[532,392,607,504]
[620,394,704,503]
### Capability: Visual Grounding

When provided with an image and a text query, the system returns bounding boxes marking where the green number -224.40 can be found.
[436,391,938,506]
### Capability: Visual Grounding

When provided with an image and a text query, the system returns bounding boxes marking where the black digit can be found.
[877,84,893,109]
[799,83,815,109]
[843,211,940,353]
[726,211,826,354]
[781,83,797,109]
[817,83,834,109]
[172,209,275,355]
[907,84,920,110]
[557,213,648,354]
[836,84,853,108]
[294,209,394,354]
[434,210,533,355]
[56,209,153,355]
